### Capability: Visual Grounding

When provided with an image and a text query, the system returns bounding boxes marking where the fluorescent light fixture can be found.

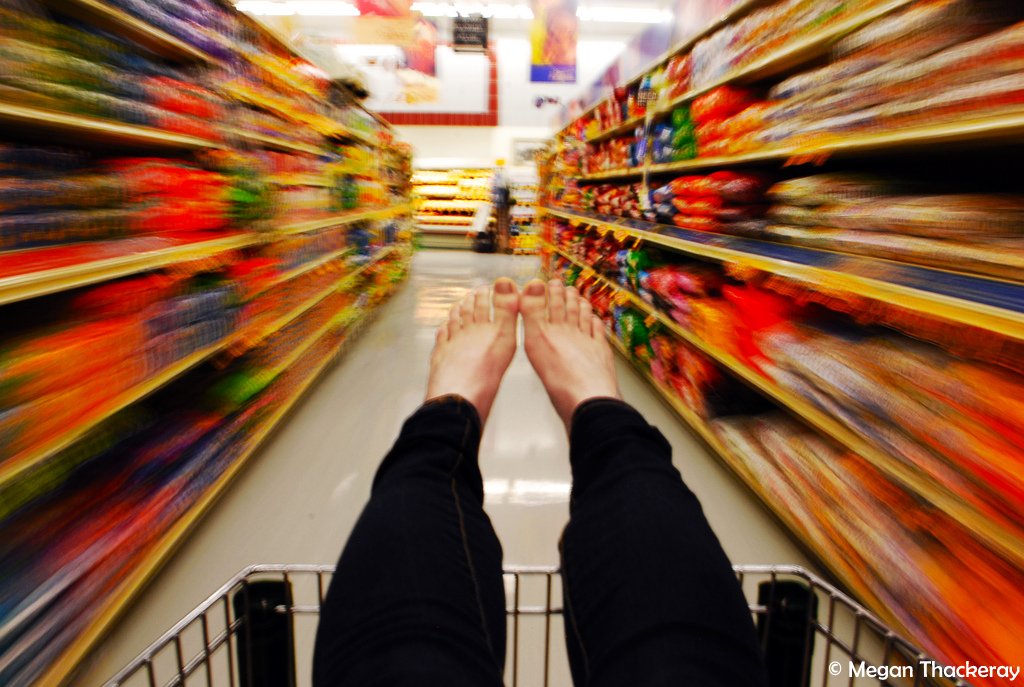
[577,6,672,23]
[235,1,359,15]
[238,1,669,23]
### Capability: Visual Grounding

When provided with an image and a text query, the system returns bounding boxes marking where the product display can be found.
[413,168,494,249]
[508,173,539,254]
[0,1,412,685]
[544,0,1024,682]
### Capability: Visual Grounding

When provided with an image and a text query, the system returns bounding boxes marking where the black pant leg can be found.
[313,397,505,687]
[560,398,767,687]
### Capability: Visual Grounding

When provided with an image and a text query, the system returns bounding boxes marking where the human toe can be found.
[473,285,491,323]
[564,285,581,323]
[492,278,519,324]
[547,279,567,323]
[459,289,477,324]
[520,279,547,321]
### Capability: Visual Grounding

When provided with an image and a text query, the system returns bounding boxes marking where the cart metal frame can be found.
[104,564,968,687]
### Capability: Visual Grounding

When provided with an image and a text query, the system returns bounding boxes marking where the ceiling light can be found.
[577,6,671,23]
[236,1,359,15]
[237,0,668,23]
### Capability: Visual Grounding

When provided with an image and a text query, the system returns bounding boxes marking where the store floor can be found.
[78,250,811,686]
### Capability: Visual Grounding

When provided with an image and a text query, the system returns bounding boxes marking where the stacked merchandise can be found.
[0,254,408,686]
[0,2,412,685]
[764,0,1024,146]
[650,171,770,232]
[543,0,1024,676]
[756,174,1024,281]
[571,72,658,142]
[508,174,539,255]
[543,218,1024,681]
[0,6,226,141]
[583,129,643,174]
[650,106,696,165]
[381,140,414,199]
[413,168,494,249]
[690,87,769,158]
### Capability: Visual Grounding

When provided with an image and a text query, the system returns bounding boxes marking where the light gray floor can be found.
[77,250,810,686]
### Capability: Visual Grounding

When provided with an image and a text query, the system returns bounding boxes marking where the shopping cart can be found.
[104,564,967,687]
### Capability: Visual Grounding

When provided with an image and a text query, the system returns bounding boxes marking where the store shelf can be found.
[586,115,645,144]
[557,0,770,137]
[646,147,793,175]
[542,239,1024,568]
[229,128,324,155]
[0,341,230,490]
[0,103,223,150]
[268,174,333,187]
[277,204,412,235]
[541,207,1024,341]
[579,167,642,182]
[0,233,262,307]
[648,110,1024,175]
[415,215,474,225]
[329,125,378,147]
[261,247,353,293]
[576,111,1024,182]
[416,225,471,234]
[655,0,916,114]
[44,0,220,63]
[603,332,893,628]
[36,285,401,687]
[0,246,400,492]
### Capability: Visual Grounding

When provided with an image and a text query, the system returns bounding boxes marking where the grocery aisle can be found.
[78,250,810,686]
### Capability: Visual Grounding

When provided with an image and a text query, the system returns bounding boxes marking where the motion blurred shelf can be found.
[542,239,1023,568]
[541,207,1024,342]
[586,115,645,144]
[229,128,325,155]
[0,103,223,150]
[0,233,261,307]
[580,110,1024,182]
[603,332,894,626]
[654,0,917,114]
[43,0,220,63]
[34,283,400,687]
[0,1,412,683]
[0,246,399,493]
[278,204,413,236]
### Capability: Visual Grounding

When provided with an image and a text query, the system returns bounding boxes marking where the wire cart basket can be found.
[104,564,968,687]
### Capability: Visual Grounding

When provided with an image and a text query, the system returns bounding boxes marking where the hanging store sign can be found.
[530,0,578,83]
[453,16,488,52]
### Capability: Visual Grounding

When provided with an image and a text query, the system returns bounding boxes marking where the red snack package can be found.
[691,86,756,125]
[672,215,718,232]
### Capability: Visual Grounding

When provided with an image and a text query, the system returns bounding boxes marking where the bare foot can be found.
[521,278,621,429]
[426,278,520,424]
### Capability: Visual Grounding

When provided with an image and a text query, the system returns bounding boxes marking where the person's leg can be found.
[522,279,768,687]
[313,280,520,687]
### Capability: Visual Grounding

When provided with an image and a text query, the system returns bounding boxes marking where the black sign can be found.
[453,16,488,52]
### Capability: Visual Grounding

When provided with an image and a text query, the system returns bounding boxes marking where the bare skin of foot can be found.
[425,277,520,424]
[521,278,622,429]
